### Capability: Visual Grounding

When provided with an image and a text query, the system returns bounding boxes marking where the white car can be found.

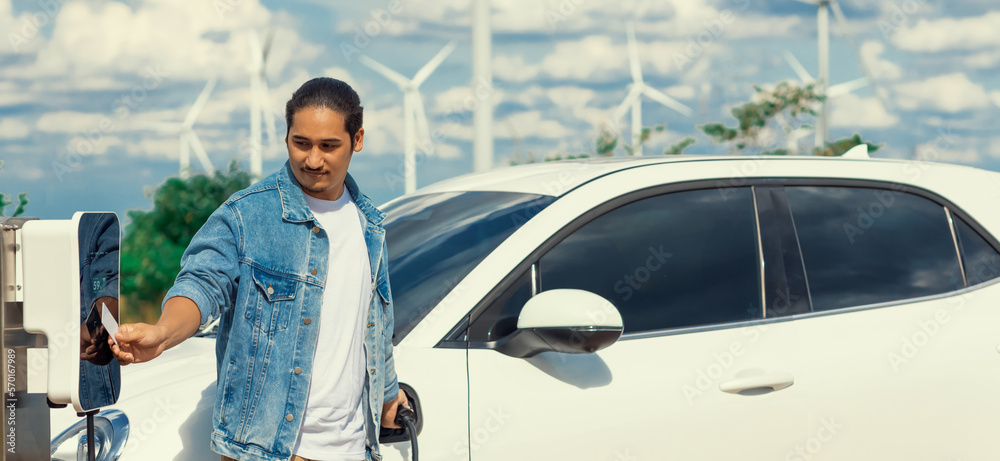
[51,154,1000,460]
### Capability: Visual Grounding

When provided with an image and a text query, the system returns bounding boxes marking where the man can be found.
[111,77,408,461]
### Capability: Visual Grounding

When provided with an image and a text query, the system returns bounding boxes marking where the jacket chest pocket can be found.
[247,267,298,333]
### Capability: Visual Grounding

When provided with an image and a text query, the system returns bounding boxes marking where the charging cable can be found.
[394,404,418,461]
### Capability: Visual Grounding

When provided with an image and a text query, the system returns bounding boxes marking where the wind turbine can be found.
[247,29,277,180]
[472,0,493,172]
[611,22,693,156]
[792,0,888,147]
[360,41,456,194]
[132,78,218,179]
[782,50,868,152]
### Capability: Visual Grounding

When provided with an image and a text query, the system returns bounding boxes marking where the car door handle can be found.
[719,369,794,395]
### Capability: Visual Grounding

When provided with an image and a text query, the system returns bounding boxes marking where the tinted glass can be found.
[785,186,963,311]
[77,212,121,410]
[534,188,761,335]
[383,191,555,343]
[954,216,1000,285]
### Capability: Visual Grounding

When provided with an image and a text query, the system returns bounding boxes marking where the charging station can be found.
[1,212,124,461]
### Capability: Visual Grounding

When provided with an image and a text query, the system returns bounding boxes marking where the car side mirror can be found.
[494,289,623,358]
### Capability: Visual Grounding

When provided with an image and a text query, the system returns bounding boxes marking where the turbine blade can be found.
[247,30,263,70]
[783,50,814,82]
[261,27,276,65]
[829,0,891,109]
[260,78,278,150]
[187,130,216,175]
[791,0,821,4]
[412,41,457,88]
[359,55,411,89]
[413,91,432,148]
[643,86,693,117]
[626,22,642,84]
[184,77,217,128]
[828,77,869,98]
[126,120,184,132]
[612,85,643,125]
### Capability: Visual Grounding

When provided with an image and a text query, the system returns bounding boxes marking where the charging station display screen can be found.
[77,212,121,411]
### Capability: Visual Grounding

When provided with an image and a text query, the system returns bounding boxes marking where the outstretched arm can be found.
[110,296,201,364]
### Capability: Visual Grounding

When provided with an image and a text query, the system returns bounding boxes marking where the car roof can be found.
[408,155,972,198]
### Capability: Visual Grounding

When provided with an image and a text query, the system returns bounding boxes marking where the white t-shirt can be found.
[293,191,372,460]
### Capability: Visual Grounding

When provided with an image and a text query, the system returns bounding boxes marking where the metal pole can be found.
[472,0,493,172]
[816,1,830,148]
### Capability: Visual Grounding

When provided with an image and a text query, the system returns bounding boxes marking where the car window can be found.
[382,191,556,344]
[469,187,762,340]
[784,186,963,311]
[953,216,1000,285]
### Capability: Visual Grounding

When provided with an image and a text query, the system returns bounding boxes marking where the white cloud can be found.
[492,54,540,83]
[124,137,183,160]
[990,138,1000,159]
[895,73,1000,113]
[891,12,1000,52]
[0,118,29,139]
[498,110,573,139]
[2,0,322,88]
[860,41,902,81]
[665,85,695,99]
[433,86,474,114]
[963,50,1000,69]
[35,111,107,133]
[829,93,900,129]
[915,145,980,165]
[433,143,461,159]
[66,135,122,156]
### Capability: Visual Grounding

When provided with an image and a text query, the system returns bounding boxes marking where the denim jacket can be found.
[163,162,398,461]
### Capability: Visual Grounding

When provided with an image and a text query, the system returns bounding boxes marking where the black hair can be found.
[284,77,363,147]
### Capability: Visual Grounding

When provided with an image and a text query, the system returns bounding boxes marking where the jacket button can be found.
[311,268,318,276]
[304,318,311,325]
[266,285,274,295]
[294,367,302,375]
[312,226,320,234]
[286,414,293,422]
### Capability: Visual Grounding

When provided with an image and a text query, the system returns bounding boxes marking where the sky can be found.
[2,0,1000,224]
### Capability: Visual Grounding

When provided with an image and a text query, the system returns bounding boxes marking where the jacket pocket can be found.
[247,267,298,333]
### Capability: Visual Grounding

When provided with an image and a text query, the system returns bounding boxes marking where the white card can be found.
[102,303,119,346]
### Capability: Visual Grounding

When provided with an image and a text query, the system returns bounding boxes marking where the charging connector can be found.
[394,405,418,461]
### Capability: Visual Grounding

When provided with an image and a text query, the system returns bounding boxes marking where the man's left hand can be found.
[380,389,409,429]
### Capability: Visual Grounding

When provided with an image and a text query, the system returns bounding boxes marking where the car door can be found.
[769,182,1000,459]
[462,184,814,460]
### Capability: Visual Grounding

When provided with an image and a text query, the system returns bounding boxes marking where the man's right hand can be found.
[110,323,170,365]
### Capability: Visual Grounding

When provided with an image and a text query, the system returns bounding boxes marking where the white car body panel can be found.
[47,157,1000,460]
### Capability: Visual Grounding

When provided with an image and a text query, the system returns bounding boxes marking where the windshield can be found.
[383,191,556,343]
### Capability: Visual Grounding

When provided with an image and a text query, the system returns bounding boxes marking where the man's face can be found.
[286,105,364,201]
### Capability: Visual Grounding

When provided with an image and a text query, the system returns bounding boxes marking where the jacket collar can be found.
[277,160,386,225]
